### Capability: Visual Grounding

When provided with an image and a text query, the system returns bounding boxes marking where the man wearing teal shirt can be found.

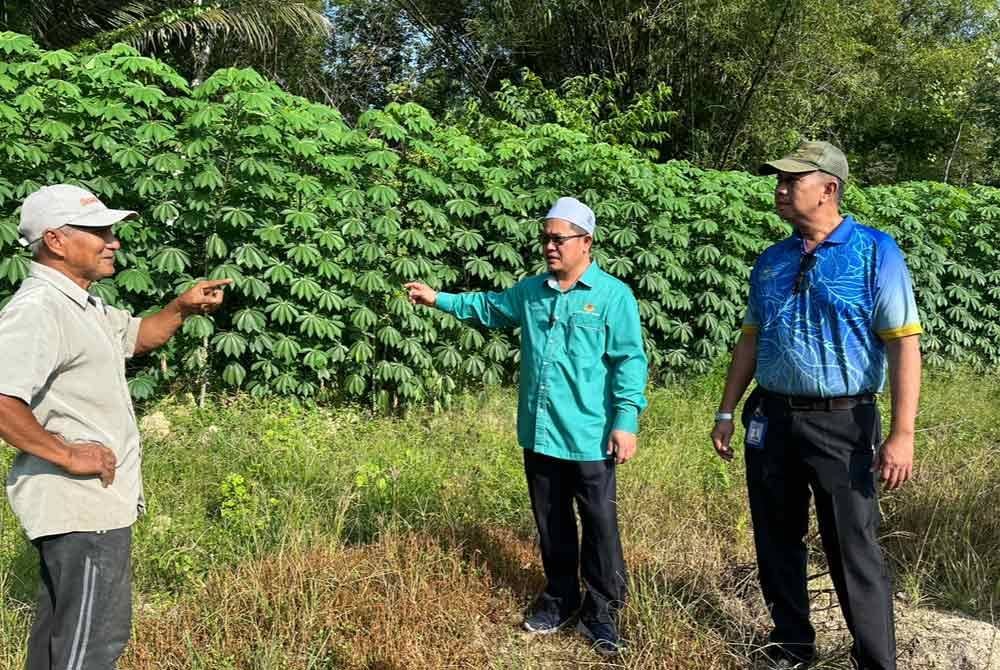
[406,197,648,656]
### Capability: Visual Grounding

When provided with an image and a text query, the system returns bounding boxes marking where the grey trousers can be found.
[27,527,132,670]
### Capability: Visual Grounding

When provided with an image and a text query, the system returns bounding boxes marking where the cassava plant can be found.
[1,32,998,407]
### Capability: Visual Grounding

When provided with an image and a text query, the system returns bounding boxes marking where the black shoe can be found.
[757,646,813,670]
[765,660,810,670]
[576,618,626,657]
[521,596,576,634]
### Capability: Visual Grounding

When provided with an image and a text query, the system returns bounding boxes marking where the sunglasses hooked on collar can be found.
[793,253,818,294]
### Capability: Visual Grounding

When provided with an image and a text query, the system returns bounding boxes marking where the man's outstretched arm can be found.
[404,281,522,328]
[135,279,232,355]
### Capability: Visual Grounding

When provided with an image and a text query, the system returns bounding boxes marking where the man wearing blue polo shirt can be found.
[711,141,921,670]
[405,197,648,656]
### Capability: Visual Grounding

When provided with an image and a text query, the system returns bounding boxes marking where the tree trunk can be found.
[943,119,964,184]
[191,0,213,86]
[715,0,794,170]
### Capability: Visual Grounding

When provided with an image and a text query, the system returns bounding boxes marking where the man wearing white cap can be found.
[0,184,232,669]
[406,197,648,656]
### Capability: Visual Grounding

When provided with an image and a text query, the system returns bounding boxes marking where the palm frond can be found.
[7,0,158,47]
[87,1,330,53]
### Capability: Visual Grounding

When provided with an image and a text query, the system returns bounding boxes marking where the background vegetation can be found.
[2,0,998,185]
[2,33,1000,407]
[1,4,999,667]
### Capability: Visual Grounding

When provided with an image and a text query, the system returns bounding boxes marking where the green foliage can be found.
[1,34,999,404]
[351,0,1000,184]
[467,70,677,160]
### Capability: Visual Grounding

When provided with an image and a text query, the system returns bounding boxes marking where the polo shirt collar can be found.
[792,215,856,246]
[545,261,601,291]
[823,215,857,245]
[29,261,94,309]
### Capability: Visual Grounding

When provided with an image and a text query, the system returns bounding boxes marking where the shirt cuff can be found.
[877,323,922,341]
[612,407,639,434]
[0,385,33,405]
[435,292,456,313]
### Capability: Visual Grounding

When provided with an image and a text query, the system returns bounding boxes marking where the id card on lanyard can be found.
[745,408,768,449]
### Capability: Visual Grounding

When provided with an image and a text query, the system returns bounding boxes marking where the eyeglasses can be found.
[776,172,815,188]
[539,233,588,247]
[793,253,818,294]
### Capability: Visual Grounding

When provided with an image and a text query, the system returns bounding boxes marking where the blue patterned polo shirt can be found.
[742,215,922,397]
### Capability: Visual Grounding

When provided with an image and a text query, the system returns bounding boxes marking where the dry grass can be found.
[1,370,998,669]
[880,375,1000,615]
[129,531,508,669]
[120,523,763,670]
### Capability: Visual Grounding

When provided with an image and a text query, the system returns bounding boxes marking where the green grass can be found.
[1,370,998,668]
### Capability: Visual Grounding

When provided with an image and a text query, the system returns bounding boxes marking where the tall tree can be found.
[389,0,1000,184]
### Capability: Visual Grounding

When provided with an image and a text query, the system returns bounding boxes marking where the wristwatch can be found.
[714,411,734,422]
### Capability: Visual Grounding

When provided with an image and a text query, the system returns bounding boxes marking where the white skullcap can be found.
[545,197,595,234]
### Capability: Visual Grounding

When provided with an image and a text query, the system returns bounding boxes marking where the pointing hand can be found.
[404,282,437,307]
[178,279,233,317]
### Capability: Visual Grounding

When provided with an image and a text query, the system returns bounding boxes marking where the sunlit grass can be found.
[1,370,997,668]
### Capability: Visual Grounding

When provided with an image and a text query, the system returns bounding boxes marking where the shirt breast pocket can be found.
[568,313,605,364]
[529,303,551,328]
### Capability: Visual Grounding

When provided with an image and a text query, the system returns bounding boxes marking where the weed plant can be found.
[2,370,997,668]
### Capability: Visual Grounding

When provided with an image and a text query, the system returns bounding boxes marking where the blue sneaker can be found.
[522,596,576,634]
[576,618,626,657]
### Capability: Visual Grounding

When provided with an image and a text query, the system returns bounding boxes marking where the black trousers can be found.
[743,389,896,670]
[27,527,133,670]
[523,448,627,624]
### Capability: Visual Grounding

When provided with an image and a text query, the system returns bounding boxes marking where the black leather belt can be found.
[762,390,876,411]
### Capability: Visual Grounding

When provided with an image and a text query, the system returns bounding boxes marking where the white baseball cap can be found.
[545,196,596,234]
[18,184,138,247]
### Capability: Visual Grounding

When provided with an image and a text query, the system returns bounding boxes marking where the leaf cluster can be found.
[1,33,996,406]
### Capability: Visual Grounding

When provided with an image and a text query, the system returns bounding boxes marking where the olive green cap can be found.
[759,140,849,182]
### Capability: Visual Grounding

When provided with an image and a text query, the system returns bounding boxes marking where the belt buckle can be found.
[786,396,812,410]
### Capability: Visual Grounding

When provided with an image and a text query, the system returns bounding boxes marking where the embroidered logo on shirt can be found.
[584,303,595,313]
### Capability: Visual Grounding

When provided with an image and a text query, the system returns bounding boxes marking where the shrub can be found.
[1,32,997,405]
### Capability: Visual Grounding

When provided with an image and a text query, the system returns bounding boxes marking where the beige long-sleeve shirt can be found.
[1,262,143,540]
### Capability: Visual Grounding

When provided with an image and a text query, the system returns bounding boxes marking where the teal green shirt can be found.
[436,262,648,461]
